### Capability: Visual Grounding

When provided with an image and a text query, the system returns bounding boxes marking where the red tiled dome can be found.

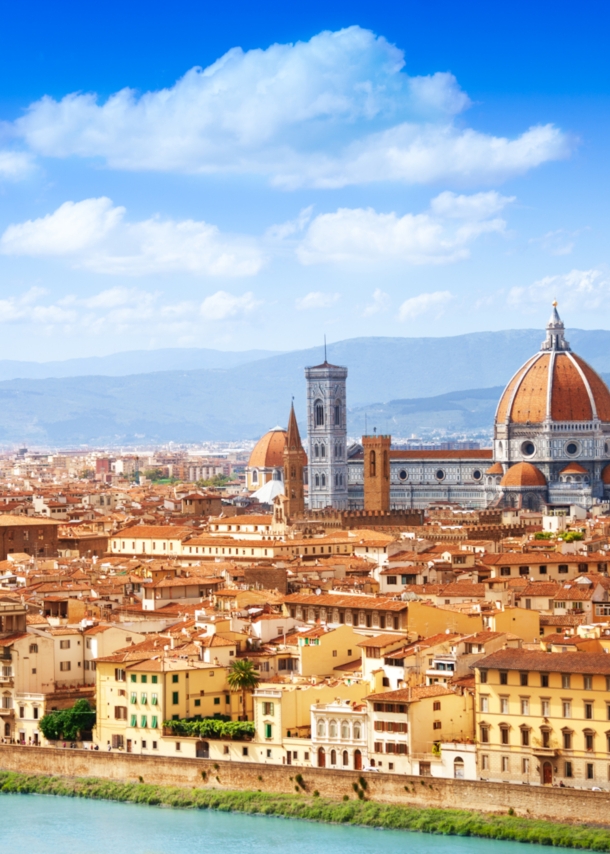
[485,463,504,475]
[500,462,547,488]
[248,428,287,468]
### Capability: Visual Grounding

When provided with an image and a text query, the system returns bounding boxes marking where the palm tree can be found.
[227,658,259,721]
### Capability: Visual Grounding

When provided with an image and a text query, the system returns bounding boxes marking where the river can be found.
[0,792,562,854]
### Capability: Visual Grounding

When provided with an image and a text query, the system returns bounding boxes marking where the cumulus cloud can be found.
[363,288,391,316]
[508,269,610,311]
[0,197,264,277]
[297,191,513,265]
[399,290,452,321]
[0,150,35,180]
[0,286,261,333]
[11,27,571,188]
[296,291,340,310]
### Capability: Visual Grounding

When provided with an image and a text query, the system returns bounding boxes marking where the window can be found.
[565,761,573,778]
[541,698,550,716]
[29,644,38,654]
[500,726,510,745]
[130,692,137,704]
[151,693,158,706]
[131,674,137,683]
[501,756,509,773]
[562,701,572,718]
[480,725,489,743]
[141,716,147,728]
[563,731,572,750]
[115,668,126,682]
[59,661,71,672]
[522,758,530,774]
[242,746,249,757]
[172,691,179,705]
[262,702,274,716]
[369,450,376,477]
[315,401,324,426]
[264,723,273,739]
[481,754,489,770]
[500,567,511,577]
[542,729,551,748]
[541,673,549,688]
[433,701,441,712]
[521,728,530,746]
[114,706,127,720]
[175,742,181,752]
[152,675,157,684]
[584,675,593,691]
[214,697,220,705]
[499,671,508,685]
[585,702,593,720]
[334,402,341,426]
[341,722,349,738]
[500,696,509,714]
[317,720,326,737]
[480,696,489,713]
[130,714,137,727]
[587,763,595,780]
[433,721,442,730]
[33,707,39,720]
[59,640,70,650]
[520,672,528,687]
[479,670,487,684]
[151,716,158,729]
[521,698,530,716]
[141,675,147,684]
[172,674,179,683]
[585,732,595,751]
[112,735,124,749]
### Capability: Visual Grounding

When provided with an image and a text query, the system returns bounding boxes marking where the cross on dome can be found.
[540,301,570,352]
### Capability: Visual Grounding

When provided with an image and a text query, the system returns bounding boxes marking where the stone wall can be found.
[2,744,610,824]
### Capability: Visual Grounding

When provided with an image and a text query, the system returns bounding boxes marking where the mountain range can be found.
[2,328,610,446]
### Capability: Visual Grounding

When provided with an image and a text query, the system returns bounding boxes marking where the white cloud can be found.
[200,291,260,320]
[296,291,340,310]
[508,268,610,312]
[0,150,35,180]
[0,197,264,277]
[529,228,582,256]
[363,288,391,316]
[265,206,313,241]
[399,290,452,321]
[12,27,571,188]
[297,191,513,265]
[0,286,262,332]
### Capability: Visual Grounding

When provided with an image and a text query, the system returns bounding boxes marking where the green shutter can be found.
[130,674,137,683]
[130,693,137,704]
[141,716,147,728]
[151,716,158,729]
[141,693,147,704]
[152,675,158,684]
[151,693,158,705]
[130,714,137,727]
[265,723,272,738]
[172,691,179,704]
[141,675,147,683]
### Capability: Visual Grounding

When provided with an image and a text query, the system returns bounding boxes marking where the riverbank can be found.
[1,771,609,851]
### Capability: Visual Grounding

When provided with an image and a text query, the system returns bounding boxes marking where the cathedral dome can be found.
[496,305,610,425]
[248,427,287,469]
[602,464,610,485]
[500,462,547,487]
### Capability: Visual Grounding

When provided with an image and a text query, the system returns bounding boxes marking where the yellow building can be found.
[473,648,610,789]
[95,651,246,754]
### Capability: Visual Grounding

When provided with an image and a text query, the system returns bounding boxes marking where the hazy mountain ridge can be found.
[1,328,609,445]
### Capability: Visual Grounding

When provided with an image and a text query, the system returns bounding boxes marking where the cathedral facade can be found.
[246,306,610,512]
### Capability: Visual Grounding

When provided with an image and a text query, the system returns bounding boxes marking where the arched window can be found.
[329,720,338,738]
[290,466,296,478]
[335,473,339,487]
[320,444,326,458]
[454,757,465,779]
[252,470,258,484]
[317,720,326,738]
[29,643,38,654]
[314,444,319,458]
[341,721,349,739]
[321,474,326,487]
[315,400,324,426]
[370,450,376,477]
[342,750,349,766]
[315,474,320,488]
[353,723,361,740]
[334,401,341,426]
[330,749,337,765]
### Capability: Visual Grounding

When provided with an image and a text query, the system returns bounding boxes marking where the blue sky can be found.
[0,0,609,360]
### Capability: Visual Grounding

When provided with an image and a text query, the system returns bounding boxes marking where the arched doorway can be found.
[354,749,362,770]
[196,741,209,758]
[454,757,464,779]
[542,762,553,785]
[317,747,326,768]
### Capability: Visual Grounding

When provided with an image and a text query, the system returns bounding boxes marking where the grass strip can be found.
[0,770,609,851]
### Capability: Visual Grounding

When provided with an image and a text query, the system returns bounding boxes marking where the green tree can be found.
[227,659,259,721]
[39,699,96,742]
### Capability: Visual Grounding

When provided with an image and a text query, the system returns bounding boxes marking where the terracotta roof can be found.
[497,350,610,425]
[602,464,610,485]
[474,648,610,675]
[500,462,547,488]
[283,592,408,611]
[114,525,193,539]
[356,633,405,649]
[559,462,588,475]
[485,463,504,475]
[248,428,287,469]
[366,684,455,702]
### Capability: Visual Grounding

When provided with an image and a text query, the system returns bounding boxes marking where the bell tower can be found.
[283,402,306,519]
[305,358,348,509]
[362,433,391,512]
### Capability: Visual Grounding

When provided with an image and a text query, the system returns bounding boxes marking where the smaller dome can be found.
[500,462,547,488]
[248,427,287,469]
[485,463,504,475]
[602,464,610,485]
[559,462,588,475]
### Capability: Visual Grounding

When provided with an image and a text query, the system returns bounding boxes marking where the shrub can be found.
[163,718,254,740]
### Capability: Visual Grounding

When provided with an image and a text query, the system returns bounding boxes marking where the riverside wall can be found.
[1,744,610,825]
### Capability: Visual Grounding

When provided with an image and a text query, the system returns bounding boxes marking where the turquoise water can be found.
[0,793,560,854]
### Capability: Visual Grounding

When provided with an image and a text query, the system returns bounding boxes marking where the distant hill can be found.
[1,328,610,445]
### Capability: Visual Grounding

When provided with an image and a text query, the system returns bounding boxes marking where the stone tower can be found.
[283,401,306,519]
[305,359,348,509]
[362,433,391,512]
